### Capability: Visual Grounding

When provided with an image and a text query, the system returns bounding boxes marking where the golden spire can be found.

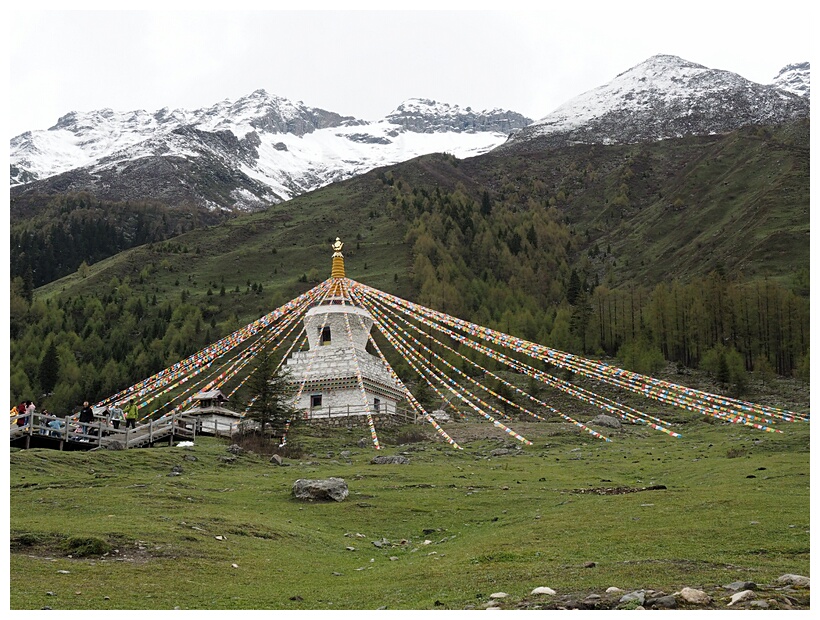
[330,237,345,280]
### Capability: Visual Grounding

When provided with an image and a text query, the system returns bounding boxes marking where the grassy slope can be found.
[10,406,809,610]
[37,120,809,311]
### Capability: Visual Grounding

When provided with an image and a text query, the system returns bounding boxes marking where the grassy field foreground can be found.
[9,411,810,610]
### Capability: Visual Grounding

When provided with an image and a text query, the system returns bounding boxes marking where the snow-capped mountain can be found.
[10,92,531,211]
[771,62,810,98]
[497,55,810,152]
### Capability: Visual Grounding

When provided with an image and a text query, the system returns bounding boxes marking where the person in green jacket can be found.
[125,398,138,429]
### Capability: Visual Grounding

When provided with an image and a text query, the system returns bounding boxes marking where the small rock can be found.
[215,535,225,541]
[490,592,508,599]
[605,587,623,594]
[585,593,601,600]
[646,595,677,609]
[724,581,756,591]
[389,556,398,561]
[270,454,283,466]
[583,561,596,568]
[340,451,351,459]
[676,587,712,605]
[42,607,52,610]
[289,596,303,601]
[46,591,55,596]
[750,600,769,608]
[104,596,110,600]
[57,570,70,574]
[171,465,184,473]
[332,572,342,576]
[226,444,243,455]
[183,454,197,462]
[231,563,238,568]
[777,574,810,588]
[619,591,645,605]
[531,587,556,595]
[728,590,756,606]
[346,547,356,551]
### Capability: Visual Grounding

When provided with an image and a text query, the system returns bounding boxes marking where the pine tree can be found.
[244,351,298,440]
[38,340,60,394]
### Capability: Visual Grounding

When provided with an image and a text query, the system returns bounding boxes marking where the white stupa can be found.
[284,238,405,418]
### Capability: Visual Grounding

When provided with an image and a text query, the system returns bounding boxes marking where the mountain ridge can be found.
[497,55,809,152]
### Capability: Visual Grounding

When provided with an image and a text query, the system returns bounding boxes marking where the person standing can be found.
[125,398,138,429]
[109,403,125,430]
[79,401,94,438]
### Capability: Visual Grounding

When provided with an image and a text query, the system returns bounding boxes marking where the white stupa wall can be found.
[304,305,373,351]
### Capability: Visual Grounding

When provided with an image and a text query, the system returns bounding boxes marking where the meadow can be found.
[9,387,810,610]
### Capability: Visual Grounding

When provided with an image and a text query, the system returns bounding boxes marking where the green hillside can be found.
[9,120,809,413]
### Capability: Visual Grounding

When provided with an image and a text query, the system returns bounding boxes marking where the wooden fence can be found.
[9,411,197,450]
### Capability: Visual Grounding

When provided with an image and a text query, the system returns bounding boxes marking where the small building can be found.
[183,389,241,436]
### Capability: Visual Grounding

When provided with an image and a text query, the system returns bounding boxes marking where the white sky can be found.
[6,3,814,139]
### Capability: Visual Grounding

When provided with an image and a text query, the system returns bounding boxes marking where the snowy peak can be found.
[10,91,532,210]
[500,54,810,151]
[386,98,532,134]
[771,62,810,98]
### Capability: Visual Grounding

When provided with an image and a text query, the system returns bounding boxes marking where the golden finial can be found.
[331,237,345,279]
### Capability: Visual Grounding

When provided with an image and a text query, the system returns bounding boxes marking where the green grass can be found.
[10,409,810,610]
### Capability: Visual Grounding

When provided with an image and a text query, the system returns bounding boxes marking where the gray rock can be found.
[340,451,351,459]
[750,600,769,609]
[269,454,283,466]
[103,440,125,450]
[183,454,197,462]
[371,455,410,465]
[218,456,236,463]
[226,444,244,455]
[292,478,349,502]
[588,414,623,429]
[171,465,184,473]
[777,574,810,588]
[619,590,645,605]
[647,595,677,609]
[357,438,369,448]
[724,581,756,591]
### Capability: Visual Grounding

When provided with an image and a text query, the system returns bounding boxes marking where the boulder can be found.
[777,574,810,588]
[103,440,125,450]
[530,587,556,596]
[371,455,410,465]
[269,454,283,466]
[292,478,349,502]
[675,587,712,605]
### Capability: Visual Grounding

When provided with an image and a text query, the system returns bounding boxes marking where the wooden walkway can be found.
[9,411,198,451]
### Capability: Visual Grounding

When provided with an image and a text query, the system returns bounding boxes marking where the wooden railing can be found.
[9,411,197,450]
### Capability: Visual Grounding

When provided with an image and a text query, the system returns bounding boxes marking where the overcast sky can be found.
[7,4,813,139]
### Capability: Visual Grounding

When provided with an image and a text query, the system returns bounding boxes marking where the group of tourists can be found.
[11,398,139,439]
